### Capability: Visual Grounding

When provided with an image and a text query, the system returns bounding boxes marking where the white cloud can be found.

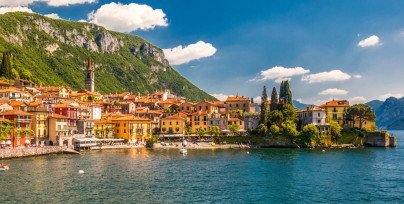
[349,96,367,104]
[250,66,310,82]
[358,35,381,47]
[295,98,303,103]
[379,93,403,100]
[211,93,233,101]
[353,75,362,79]
[0,0,96,7]
[163,41,217,66]
[302,70,351,83]
[88,2,168,32]
[318,88,348,96]
[0,6,33,14]
[0,0,35,6]
[46,0,96,7]
[253,96,262,104]
[44,13,60,19]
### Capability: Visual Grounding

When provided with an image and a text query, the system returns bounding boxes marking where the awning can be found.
[238,129,247,132]
[221,129,230,133]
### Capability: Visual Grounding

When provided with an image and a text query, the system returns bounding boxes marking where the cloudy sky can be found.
[1,0,404,104]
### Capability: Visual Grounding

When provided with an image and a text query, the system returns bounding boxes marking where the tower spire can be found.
[85,57,95,92]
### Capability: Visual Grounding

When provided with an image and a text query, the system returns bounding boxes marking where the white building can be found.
[299,106,329,132]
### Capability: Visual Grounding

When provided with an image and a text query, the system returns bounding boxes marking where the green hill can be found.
[0,12,215,101]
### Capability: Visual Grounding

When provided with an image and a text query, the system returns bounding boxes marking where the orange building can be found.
[225,96,250,113]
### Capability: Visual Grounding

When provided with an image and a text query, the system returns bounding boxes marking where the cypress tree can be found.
[279,81,285,102]
[259,86,268,125]
[270,87,278,111]
[0,51,12,79]
[284,81,293,105]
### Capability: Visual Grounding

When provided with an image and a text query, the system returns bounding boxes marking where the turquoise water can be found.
[1,131,404,203]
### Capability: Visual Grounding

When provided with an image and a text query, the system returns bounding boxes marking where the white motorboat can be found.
[179,149,188,155]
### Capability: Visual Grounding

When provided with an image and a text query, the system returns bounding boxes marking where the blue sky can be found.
[1,0,404,104]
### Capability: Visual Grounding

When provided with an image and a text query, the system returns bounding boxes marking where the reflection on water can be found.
[1,131,404,203]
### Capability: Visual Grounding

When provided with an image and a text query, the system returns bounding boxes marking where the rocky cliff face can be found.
[0,12,215,101]
[367,97,404,130]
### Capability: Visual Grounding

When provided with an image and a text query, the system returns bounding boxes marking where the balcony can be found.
[15,118,31,123]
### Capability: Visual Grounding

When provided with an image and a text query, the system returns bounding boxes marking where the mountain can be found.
[293,100,312,109]
[0,12,215,101]
[367,97,404,130]
[367,99,384,112]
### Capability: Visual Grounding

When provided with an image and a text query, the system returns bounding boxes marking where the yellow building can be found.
[347,117,376,131]
[320,100,350,126]
[191,111,209,133]
[94,118,115,138]
[160,113,187,135]
[112,115,153,143]
[195,101,219,114]
[28,105,49,145]
[225,96,250,113]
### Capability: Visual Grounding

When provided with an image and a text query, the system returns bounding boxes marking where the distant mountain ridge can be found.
[0,12,215,101]
[367,97,404,130]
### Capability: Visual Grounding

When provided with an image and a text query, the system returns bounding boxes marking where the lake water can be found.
[1,131,404,203]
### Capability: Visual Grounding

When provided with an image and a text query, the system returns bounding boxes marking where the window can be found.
[124,129,126,133]
[163,122,165,125]
[333,114,337,120]
[318,113,320,117]
[318,120,321,124]
[176,121,179,125]
[169,122,172,125]
[162,128,166,132]
[333,108,337,112]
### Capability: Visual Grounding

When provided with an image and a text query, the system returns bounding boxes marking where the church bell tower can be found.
[85,57,95,92]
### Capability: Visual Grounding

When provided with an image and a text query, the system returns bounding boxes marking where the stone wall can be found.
[364,131,396,147]
[0,146,72,159]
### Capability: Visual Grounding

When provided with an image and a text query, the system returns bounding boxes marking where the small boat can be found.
[0,164,9,171]
[179,148,188,155]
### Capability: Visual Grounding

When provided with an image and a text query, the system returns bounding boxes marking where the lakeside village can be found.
[0,57,397,154]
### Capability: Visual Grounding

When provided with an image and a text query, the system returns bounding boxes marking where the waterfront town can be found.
[0,57,382,151]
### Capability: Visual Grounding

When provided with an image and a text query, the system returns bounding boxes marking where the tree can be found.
[259,86,268,125]
[270,87,278,111]
[0,121,13,142]
[196,127,206,139]
[279,81,285,101]
[284,81,293,105]
[185,125,192,135]
[282,103,298,123]
[345,104,376,129]
[208,126,220,136]
[281,120,298,141]
[257,124,268,135]
[0,51,12,79]
[329,120,342,144]
[269,124,280,135]
[228,124,240,135]
[301,124,320,147]
[268,110,284,126]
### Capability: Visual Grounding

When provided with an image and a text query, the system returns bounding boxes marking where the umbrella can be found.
[25,139,31,144]
[6,140,12,145]
[0,141,5,145]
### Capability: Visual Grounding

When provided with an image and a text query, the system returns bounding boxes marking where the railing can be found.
[15,118,32,123]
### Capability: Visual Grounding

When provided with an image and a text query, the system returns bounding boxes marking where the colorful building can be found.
[320,100,350,126]
[225,96,250,113]
[160,113,187,135]
[0,110,33,147]
[48,113,70,146]
[112,115,154,143]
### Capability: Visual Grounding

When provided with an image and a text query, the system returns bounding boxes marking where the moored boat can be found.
[180,149,188,155]
[0,164,9,171]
